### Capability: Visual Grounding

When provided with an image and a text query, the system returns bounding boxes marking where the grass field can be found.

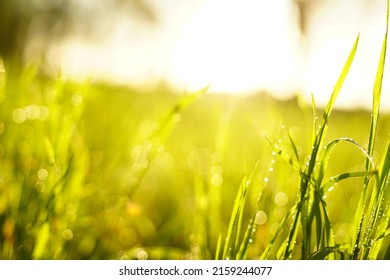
[1,2,390,260]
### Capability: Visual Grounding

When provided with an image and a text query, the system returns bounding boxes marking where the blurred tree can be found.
[0,0,156,83]
[293,0,321,39]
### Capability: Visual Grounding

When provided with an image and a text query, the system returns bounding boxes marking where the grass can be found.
[218,0,390,260]
[1,1,390,260]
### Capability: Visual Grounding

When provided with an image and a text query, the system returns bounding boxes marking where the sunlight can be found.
[301,0,390,110]
[169,0,303,97]
[60,0,303,97]
[59,0,390,110]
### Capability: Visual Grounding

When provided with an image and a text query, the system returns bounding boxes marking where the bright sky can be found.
[59,0,390,111]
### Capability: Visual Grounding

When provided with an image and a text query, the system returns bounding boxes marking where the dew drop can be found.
[255,211,268,225]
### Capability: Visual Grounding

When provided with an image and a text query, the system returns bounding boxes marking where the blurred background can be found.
[1,0,389,110]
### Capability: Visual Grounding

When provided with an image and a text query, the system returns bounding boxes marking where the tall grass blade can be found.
[259,205,297,259]
[222,174,249,260]
[283,34,359,260]
[159,86,209,142]
[367,0,389,162]
[353,0,389,259]
[215,234,222,260]
[367,137,390,259]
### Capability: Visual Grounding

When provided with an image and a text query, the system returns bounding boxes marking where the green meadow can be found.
[2,2,390,261]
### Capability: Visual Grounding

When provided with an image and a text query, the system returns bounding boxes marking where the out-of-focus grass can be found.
[1,63,389,259]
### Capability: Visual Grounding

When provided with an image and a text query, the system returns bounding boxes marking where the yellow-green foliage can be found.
[1,69,389,259]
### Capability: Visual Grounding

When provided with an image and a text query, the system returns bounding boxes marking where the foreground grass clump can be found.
[218,0,390,260]
[0,70,389,259]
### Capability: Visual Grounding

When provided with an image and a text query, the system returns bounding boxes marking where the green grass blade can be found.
[319,34,359,130]
[287,128,300,163]
[222,174,249,260]
[322,170,377,193]
[291,35,359,260]
[32,223,50,259]
[215,234,222,260]
[353,1,389,258]
[259,204,298,260]
[308,246,345,260]
[311,34,359,191]
[236,162,263,260]
[318,137,374,189]
[367,138,390,259]
[158,86,208,142]
[265,136,301,173]
[367,0,389,163]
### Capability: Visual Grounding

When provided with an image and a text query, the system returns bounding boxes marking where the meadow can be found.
[2,3,390,261]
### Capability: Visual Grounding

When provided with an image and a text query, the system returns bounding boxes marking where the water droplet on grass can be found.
[274,192,288,206]
[13,108,26,123]
[136,249,148,260]
[37,168,49,181]
[62,229,73,240]
[211,174,223,186]
[255,211,268,225]
[25,104,40,120]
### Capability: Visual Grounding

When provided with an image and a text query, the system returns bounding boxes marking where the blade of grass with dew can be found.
[244,126,300,260]
[308,246,345,260]
[259,204,298,259]
[221,161,260,260]
[222,174,249,260]
[215,234,223,260]
[318,137,377,191]
[265,136,301,173]
[287,128,301,164]
[311,138,377,259]
[235,161,264,260]
[353,0,388,259]
[313,137,375,259]
[366,137,390,259]
[158,86,209,142]
[32,222,50,259]
[321,171,377,193]
[282,34,359,259]
[127,86,208,198]
[311,93,317,145]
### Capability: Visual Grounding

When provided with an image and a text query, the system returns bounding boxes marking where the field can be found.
[1,64,390,260]
[2,3,390,260]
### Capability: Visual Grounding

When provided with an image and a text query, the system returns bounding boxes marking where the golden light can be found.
[59,0,390,110]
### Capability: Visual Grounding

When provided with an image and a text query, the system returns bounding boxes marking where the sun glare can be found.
[169,0,303,97]
[60,0,390,110]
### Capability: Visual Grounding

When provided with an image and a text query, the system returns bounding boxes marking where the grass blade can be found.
[284,34,359,260]
[222,174,249,260]
[353,1,389,259]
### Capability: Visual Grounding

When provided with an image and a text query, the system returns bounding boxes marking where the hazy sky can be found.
[59,0,390,111]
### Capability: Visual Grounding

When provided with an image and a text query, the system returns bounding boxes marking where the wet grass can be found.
[218,0,390,260]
